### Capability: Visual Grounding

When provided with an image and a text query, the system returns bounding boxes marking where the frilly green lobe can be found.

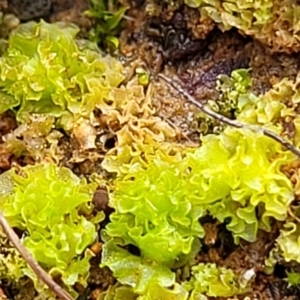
[0,163,103,296]
[184,0,300,53]
[102,126,294,300]
[273,222,300,263]
[0,20,124,128]
[101,242,249,299]
[184,0,273,31]
[104,127,294,263]
[101,240,176,294]
[184,263,249,298]
[100,66,297,298]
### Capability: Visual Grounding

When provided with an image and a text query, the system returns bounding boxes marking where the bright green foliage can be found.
[216,69,300,138]
[274,222,300,263]
[197,69,254,134]
[101,243,249,299]
[103,126,294,300]
[0,164,103,296]
[101,241,190,299]
[99,284,138,300]
[101,242,199,300]
[195,128,294,242]
[85,0,128,48]
[104,127,294,268]
[0,20,124,129]
[141,284,189,300]
[286,270,300,288]
[101,241,177,293]
[184,0,273,31]
[217,68,253,114]
[265,222,300,279]
[184,0,300,53]
[104,149,205,266]
[0,229,27,283]
[101,283,189,300]
[183,263,249,298]
[101,68,296,298]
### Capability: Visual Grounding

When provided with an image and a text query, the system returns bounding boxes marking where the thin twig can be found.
[0,211,74,300]
[158,73,300,157]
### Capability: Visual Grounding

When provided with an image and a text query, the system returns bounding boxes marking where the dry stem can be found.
[159,73,300,157]
[0,211,74,300]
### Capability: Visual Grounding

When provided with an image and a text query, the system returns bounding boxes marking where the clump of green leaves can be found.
[184,0,300,53]
[102,126,294,296]
[104,147,204,267]
[185,0,273,31]
[0,229,27,283]
[98,284,138,300]
[0,20,124,129]
[268,222,300,265]
[286,270,300,288]
[85,0,128,49]
[183,263,250,298]
[216,68,253,113]
[209,68,300,140]
[104,127,294,257]
[101,243,250,299]
[213,69,300,280]
[101,240,185,297]
[0,163,103,296]
[196,69,253,134]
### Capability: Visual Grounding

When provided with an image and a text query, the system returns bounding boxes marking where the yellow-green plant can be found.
[0,163,103,297]
[102,125,294,297]
[85,0,128,49]
[183,263,250,298]
[0,20,124,129]
[184,0,300,53]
